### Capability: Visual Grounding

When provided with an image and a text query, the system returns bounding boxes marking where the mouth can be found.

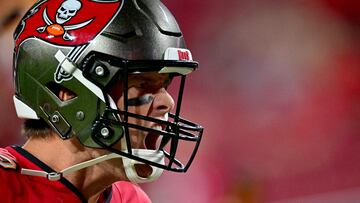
[144,125,163,150]
[132,125,164,178]
[56,15,69,23]
[134,164,153,178]
[128,124,166,178]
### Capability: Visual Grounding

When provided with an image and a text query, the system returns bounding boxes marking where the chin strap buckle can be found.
[21,168,62,181]
[47,172,62,181]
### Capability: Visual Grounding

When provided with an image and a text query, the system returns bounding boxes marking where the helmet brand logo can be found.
[55,63,73,83]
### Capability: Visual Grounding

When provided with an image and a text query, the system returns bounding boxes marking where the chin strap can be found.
[21,152,122,181]
[120,138,165,183]
[21,146,165,183]
[121,141,165,183]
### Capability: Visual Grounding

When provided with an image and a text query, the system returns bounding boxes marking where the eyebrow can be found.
[128,73,169,83]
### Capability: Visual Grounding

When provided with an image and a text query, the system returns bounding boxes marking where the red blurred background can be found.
[1,0,360,202]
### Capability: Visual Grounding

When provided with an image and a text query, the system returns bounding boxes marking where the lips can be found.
[132,125,165,179]
[145,125,164,150]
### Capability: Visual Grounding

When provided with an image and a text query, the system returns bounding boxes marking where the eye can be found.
[128,73,171,93]
[69,10,76,14]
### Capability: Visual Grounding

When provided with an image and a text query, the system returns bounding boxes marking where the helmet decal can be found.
[54,57,74,83]
[13,6,40,41]
[54,44,88,83]
[14,0,124,83]
[37,4,94,41]
[15,0,123,47]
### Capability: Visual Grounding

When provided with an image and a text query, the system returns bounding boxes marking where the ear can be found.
[59,89,76,101]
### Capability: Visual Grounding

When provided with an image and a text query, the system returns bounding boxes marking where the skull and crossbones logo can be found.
[37,0,93,41]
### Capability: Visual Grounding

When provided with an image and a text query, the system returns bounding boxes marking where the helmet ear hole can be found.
[46,82,77,102]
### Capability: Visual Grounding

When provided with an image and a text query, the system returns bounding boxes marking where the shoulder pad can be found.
[0,148,17,170]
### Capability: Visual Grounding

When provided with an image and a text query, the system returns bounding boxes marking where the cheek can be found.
[116,87,153,116]
[116,98,124,111]
[116,87,139,110]
[129,128,144,144]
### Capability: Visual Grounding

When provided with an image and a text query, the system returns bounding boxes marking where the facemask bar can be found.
[83,52,203,172]
[93,109,203,172]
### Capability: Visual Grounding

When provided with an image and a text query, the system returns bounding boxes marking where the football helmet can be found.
[13,0,203,183]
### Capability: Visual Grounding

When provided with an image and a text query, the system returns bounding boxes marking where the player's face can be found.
[111,72,174,176]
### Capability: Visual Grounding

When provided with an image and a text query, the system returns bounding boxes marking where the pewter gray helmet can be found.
[13,0,203,174]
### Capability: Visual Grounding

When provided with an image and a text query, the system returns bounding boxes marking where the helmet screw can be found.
[51,115,60,123]
[76,111,85,121]
[95,66,105,76]
[100,127,110,138]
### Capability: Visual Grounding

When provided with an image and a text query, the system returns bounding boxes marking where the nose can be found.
[152,88,175,115]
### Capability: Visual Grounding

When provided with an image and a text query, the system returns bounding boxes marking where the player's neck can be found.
[22,133,120,201]
[23,135,73,170]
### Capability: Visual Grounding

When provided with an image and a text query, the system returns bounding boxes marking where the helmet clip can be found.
[92,119,114,140]
[49,111,72,139]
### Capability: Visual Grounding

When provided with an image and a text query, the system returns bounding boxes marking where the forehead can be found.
[128,72,170,82]
[109,72,170,99]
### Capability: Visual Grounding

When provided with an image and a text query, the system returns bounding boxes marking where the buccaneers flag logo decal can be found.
[15,0,122,47]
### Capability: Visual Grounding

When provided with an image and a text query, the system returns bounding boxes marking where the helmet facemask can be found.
[82,51,203,182]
